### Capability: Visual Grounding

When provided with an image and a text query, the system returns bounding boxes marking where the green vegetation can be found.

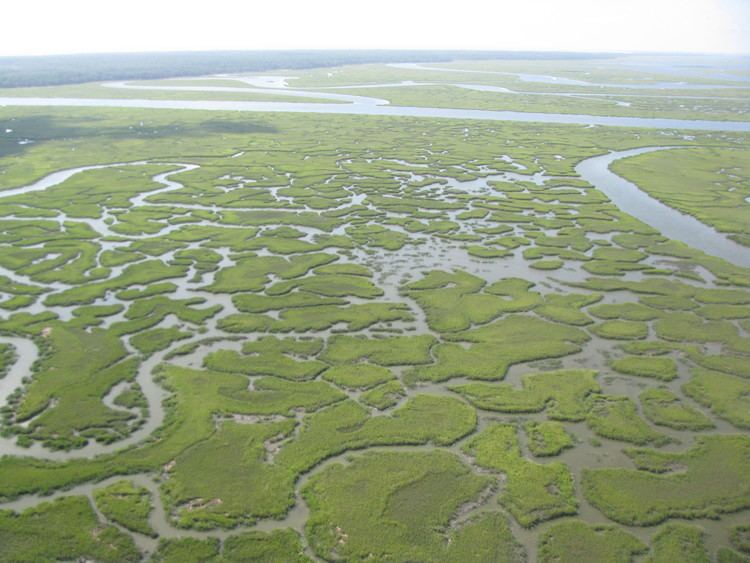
[0,67,747,558]
[591,319,649,340]
[322,363,395,389]
[6,325,138,450]
[611,355,677,381]
[322,334,435,365]
[204,337,326,380]
[223,530,311,562]
[402,271,541,332]
[303,450,523,561]
[586,395,670,445]
[613,148,750,243]
[410,317,589,382]
[45,260,188,306]
[0,496,139,562]
[93,480,155,536]
[646,524,710,563]
[275,396,476,474]
[463,424,577,526]
[452,369,599,420]
[131,327,191,356]
[206,253,335,293]
[731,524,750,554]
[152,537,220,563]
[583,435,750,525]
[524,421,574,456]
[163,419,297,529]
[538,520,646,563]
[219,303,413,333]
[640,388,714,431]
[360,380,406,409]
[683,369,750,429]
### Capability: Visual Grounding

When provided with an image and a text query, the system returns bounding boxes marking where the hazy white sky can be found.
[2,0,749,56]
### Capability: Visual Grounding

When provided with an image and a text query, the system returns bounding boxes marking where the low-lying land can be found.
[0,55,748,562]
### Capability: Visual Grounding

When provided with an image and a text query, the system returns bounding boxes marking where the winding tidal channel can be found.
[0,72,748,557]
[0,143,746,462]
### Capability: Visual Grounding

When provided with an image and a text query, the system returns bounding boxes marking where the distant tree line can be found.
[0,50,617,88]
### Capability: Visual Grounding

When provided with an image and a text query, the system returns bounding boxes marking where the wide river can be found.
[2,96,750,132]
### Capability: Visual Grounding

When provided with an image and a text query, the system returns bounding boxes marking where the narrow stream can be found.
[0,124,746,558]
[390,62,750,90]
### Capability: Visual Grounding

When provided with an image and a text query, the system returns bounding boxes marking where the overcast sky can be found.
[2,0,749,57]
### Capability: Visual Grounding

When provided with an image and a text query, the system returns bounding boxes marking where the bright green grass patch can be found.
[162,419,296,529]
[314,263,372,277]
[463,423,576,527]
[152,537,220,563]
[645,523,710,563]
[116,282,177,301]
[130,327,191,356]
[535,293,600,326]
[655,312,750,355]
[589,302,663,321]
[583,435,750,525]
[222,530,311,562]
[696,304,750,320]
[0,496,139,562]
[218,302,413,333]
[610,355,678,381]
[113,296,220,337]
[204,337,326,381]
[683,369,750,429]
[452,369,599,421]
[466,245,511,258]
[205,253,335,293]
[590,319,649,340]
[360,380,406,409]
[233,292,346,313]
[592,246,648,262]
[345,224,410,250]
[530,259,563,270]
[303,450,522,562]
[586,395,670,446]
[44,260,187,306]
[410,316,589,382]
[0,364,346,501]
[322,363,395,390]
[731,524,750,554]
[538,520,646,563]
[93,479,155,537]
[641,294,699,311]
[9,325,138,450]
[321,334,435,365]
[524,421,574,456]
[612,147,750,242]
[402,271,541,332]
[640,388,714,431]
[266,272,384,299]
[275,396,476,474]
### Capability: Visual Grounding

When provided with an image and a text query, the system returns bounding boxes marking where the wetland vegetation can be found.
[0,54,748,561]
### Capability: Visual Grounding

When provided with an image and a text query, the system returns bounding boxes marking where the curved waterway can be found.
[2,96,750,131]
[0,141,746,463]
[390,62,750,90]
[103,80,390,106]
[576,147,750,268]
